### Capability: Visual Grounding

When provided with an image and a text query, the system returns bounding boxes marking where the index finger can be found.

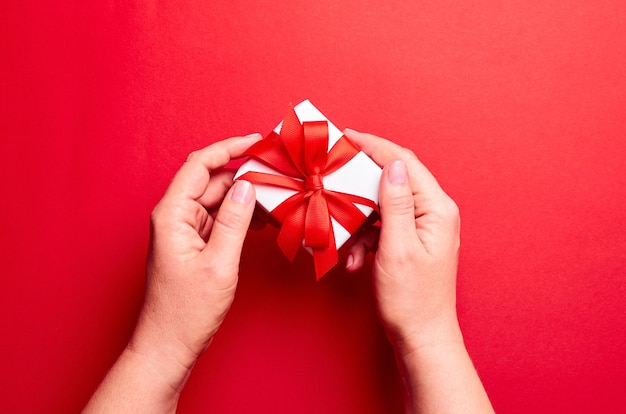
[343,128,445,197]
[165,134,262,201]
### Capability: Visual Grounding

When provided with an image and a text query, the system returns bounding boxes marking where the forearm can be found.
[395,337,493,414]
[83,323,197,414]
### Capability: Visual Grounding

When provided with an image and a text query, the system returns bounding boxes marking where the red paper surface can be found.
[1,1,625,413]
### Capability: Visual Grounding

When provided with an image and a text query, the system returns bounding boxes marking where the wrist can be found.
[387,313,464,358]
[127,314,201,396]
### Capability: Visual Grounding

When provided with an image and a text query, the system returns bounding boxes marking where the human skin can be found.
[83,133,262,413]
[344,128,493,413]
[83,131,493,413]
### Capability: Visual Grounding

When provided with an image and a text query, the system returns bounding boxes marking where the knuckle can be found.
[402,148,417,160]
[395,248,419,266]
[433,195,460,225]
[442,197,460,221]
[398,147,417,161]
[186,150,200,162]
[383,192,415,216]
[150,201,186,231]
[215,208,246,234]
[435,197,461,250]
[380,243,418,268]
[150,204,166,226]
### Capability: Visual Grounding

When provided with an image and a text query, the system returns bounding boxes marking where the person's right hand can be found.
[343,129,463,354]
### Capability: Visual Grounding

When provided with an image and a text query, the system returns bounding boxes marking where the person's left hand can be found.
[129,134,261,381]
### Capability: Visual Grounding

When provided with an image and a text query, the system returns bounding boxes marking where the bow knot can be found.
[305,174,324,192]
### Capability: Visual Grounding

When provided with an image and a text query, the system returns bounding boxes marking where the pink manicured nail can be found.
[245,133,262,139]
[387,160,408,185]
[230,180,253,205]
[346,254,354,269]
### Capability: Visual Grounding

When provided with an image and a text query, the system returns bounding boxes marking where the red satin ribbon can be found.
[238,105,379,279]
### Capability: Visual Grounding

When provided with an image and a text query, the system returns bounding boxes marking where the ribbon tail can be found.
[275,201,307,262]
[304,191,330,249]
[324,190,379,235]
[312,224,338,280]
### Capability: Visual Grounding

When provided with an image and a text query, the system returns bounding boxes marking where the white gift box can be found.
[235,100,382,263]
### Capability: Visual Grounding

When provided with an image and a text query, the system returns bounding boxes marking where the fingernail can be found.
[245,132,262,139]
[344,128,359,134]
[346,254,354,269]
[387,160,408,185]
[230,180,253,205]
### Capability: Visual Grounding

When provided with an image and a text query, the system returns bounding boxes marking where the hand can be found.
[83,134,262,414]
[344,129,493,413]
[343,129,462,353]
[130,133,261,381]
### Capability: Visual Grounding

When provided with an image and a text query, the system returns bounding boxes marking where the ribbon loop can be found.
[303,121,329,175]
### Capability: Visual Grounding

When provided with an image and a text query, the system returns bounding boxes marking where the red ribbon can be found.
[238,105,379,279]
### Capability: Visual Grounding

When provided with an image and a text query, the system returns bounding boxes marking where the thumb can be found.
[378,160,420,254]
[202,180,256,275]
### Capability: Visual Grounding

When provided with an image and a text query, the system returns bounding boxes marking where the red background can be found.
[2,1,625,413]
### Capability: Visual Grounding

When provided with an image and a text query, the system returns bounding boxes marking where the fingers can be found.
[201,180,256,277]
[377,160,422,257]
[343,128,444,199]
[346,226,379,272]
[165,134,262,202]
[344,128,410,167]
[204,206,267,235]
[195,169,236,209]
[185,133,262,170]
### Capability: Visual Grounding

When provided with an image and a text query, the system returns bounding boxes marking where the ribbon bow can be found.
[238,105,379,279]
